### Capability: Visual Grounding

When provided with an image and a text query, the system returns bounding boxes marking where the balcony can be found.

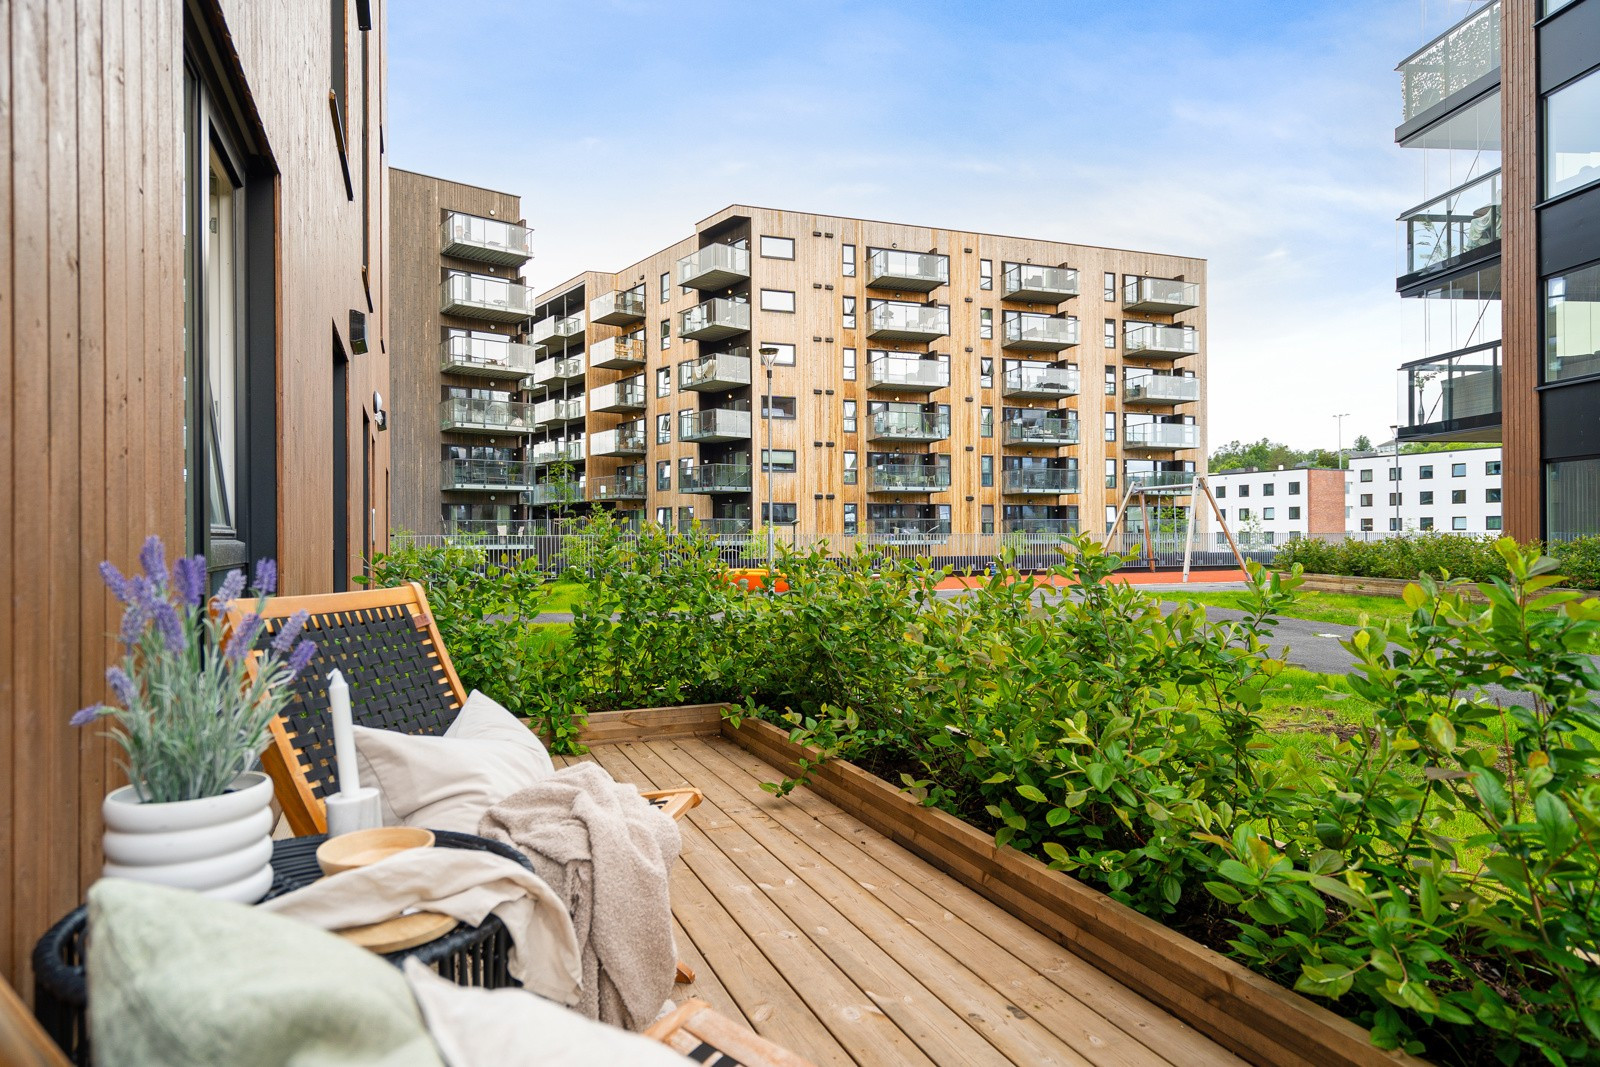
[866,462,952,493]
[590,377,647,414]
[439,335,537,381]
[590,334,646,370]
[866,301,950,342]
[1002,313,1078,351]
[1123,323,1198,359]
[440,273,535,324]
[440,212,532,267]
[439,397,536,435]
[591,471,647,502]
[864,518,951,542]
[524,480,583,507]
[530,312,585,351]
[680,407,752,443]
[1128,469,1196,491]
[867,408,951,443]
[1002,363,1079,398]
[529,354,585,390]
[1002,413,1078,446]
[1399,170,1501,282]
[680,351,752,392]
[677,243,750,290]
[1123,277,1200,314]
[1004,517,1077,538]
[1397,342,1502,442]
[439,458,540,492]
[865,249,949,292]
[1398,1,1501,126]
[680,298,751,341]
[1002,264,1078,305]
[589,422,646,457]
[533,396,584,429]
[680,463,754,494]
[590,287,646,326]
[699,518,754,539]
[1003,467,1078,495]
[1123,422,1198,450]
[866,353,949,392]
[1124,374,1201,405]
[528,436,586,465]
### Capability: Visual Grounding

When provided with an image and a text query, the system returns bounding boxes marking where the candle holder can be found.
[325,785,382,837]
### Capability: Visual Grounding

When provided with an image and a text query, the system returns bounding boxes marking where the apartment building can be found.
[389,170,535,536]
[522,205,1206,542]
[1346,446,1505,535]
[1207,468,1346,546]
[1392,0,1600,539]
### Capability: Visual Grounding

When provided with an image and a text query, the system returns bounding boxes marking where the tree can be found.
[1351,434,1373,453]
[1209,438,1342,473]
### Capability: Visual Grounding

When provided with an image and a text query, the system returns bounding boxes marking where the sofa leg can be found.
[675,960,695,984]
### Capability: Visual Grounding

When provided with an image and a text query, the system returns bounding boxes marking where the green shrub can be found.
[1274,532,1600,591]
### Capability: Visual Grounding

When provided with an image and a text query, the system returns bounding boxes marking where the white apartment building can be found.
[1208,466,1345,547]
[1346,446,1503,536]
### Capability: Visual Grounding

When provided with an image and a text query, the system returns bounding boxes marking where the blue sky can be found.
[389,1,1479,452]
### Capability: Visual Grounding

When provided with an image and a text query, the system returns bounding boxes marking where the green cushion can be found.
[87,878,443,1067]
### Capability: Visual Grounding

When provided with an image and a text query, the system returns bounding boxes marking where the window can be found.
[981,455,994,487]
[980,406,994,438]
[1104,412,1116,442]
[762,341,796,366]
[842,244,856,277]
[843,503,858,535]
[1452,516,1468,531]
[981,504,995,535]
[655,506,671,527]
[1288,506,1301,520]
[842,450,857,484]
[1544,457,1600,539]
[1360,493,1373,506]
[1390,492,1403,506]
[676,506,694,533]
[1452,463,1467,477]
[979,259,993,290]
[1390,518,1403,532]
[980,357,993,389]
[1361,518,1374,532]
[656,368,671,397]
[1544,262,1600,383]
[1487,515,1503,530]
[1388,467,1401,481]
[660,318,671,350]
[1486,487,1501,503]
[761,449,797,473]
[762,502,798,525]
[1102,319,1116,349]
[1419,465,1434,479]
[760,289,796,313]
[1545,68,1600,199]
[1420,516,1434,530]
[842,296,856,329]
[1451,489,1467,504]
[1218,508,1227,520]
[1239,485,1250,498]
[1238,508,1251,521]
[759,235,795,260]
[1264,532,1276,545]
[1105,459,1116,489]
[1103,272,1115,301]
[1263,507,1276,520]
[1105,367,1116,395]
[1288,480,1301,495]
[1487,460,1502,475]
[979,308,993,340]
[762,395,796,419]
[659,272,670,303]
[1262,483,1275,497]
[656,413,671,444]
[1360,469,1374,482]
[656,461,671,491]
[1420,491,1435,505]
[842,347,857,381]
[1215,485,1226,498]
[842,400,857,433]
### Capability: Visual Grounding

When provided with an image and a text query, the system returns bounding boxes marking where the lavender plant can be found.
[72,535,316,803]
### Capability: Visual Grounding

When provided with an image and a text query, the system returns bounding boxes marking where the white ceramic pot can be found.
[101,772,275,903]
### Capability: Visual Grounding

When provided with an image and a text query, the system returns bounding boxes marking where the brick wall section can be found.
[1306,468,1346,536]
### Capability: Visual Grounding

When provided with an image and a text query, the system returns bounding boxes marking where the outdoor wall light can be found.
[372,392,388,431]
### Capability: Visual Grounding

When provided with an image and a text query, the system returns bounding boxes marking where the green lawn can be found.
[539,580,587,615]
[1166,589,1415,628]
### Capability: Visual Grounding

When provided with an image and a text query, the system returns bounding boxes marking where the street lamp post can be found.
[1333,412,1350,472]
[1391,424,1402,535]
[758,345,780,570]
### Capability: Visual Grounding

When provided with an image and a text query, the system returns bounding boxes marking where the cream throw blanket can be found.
[478,762,681,1031]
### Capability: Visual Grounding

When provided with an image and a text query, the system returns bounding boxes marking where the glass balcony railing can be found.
[524,480,584,507]
[1123,277,1200,313]
[589,423,647,457]
[533,396,585,428]
[1002,467,1079,494]
[589,334,645,370]
[680,298,751,341]
[1128,469,1196,490]
[699,518,755,539]
[439,335,537,380]
[1124,374,1201,405]
[529,354,585,389]
[590,377,647,413]
[528,436,586,465]
[1002,363,1079,397]
[1003,518,1077,538]
[680,351,753,391]
[867,409,951,443]
[866,354,950,392]
[865,518,951,542]
[590,287,646,326]
[677,244,751,290]
[1002,414,1078,446]
[1002,264,1079,304]
[441,273,536,324]
[530,312,585,350]
[679,407,752,443]
[1123,323,1198,358]
[440,212,532,267]
[1399,169,1501,279]
[866,249,950,292]
[866,462,952,492]
[592,472,647,500]
[1398,342,1502,440]
[1123,422,1198,449]
[680,463,754,494]
[1398,1,1501,125]
[439,397,537,434]
[1002,313,1079,351]
[866,301,950,341]
[440,459,541,492]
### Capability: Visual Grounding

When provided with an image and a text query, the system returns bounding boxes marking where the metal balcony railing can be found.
[1002,264,1079,304]
[525,480,584,506]
[592,472,647,500]
[680,407,753,443]
[1127,470,1196,491]
[440,458,541,491]
[1398,1,1500,124]
[441,273,536,324]
[866,462,952,492]
[590,334,646,370]
[529,354,585,389]
[441,212,532,267]
[1399,169,1501,279]
[698,518,755,538]
[590,377,647,413]
[1002,468,1079,494]
[589,423,647,457]
[590,287,647,326]
[866,354,949,391]
[533,396,585,428]
[677,243,751,290]
[680,463,754,494]
[864,518,951,542]
[866,301,950,341]
[439,397,537,434]
[1003,518,1078,538]
[439,335,537,380]
[528,436,586,465]
[865,249,950,292]
[530,312,585,350]
[1398,341,1502,440]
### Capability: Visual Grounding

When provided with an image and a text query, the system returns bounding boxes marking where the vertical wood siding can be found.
[1501,0,1540,539]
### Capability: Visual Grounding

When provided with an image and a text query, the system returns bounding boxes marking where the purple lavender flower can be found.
[117,599,150,648]
[71,705,105,728]
[225,613,264,661]
[173,555,207,607]
[99,561,134,603]
[106,665,136,706]
[139,535,167,588]
[271,610,310,654]
[215,568,246,607]
[152,602,187,656]
[285,638,317,678]
[252,559,278,595]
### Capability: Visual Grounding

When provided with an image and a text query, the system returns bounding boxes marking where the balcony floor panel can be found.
[1002,287,1073,305]
[441,361,532,381]
[682,324,749,342]
[441,240,532,268]
[866,273,944,293]
[593,310,646,327]
[1001,386,1077,400]
[1001,338,1075,353]
[866,327,946,342]
[441,300,531,324]
[1123,300,1199,314]
[682,268,748,291]
[562,735,1237,1067]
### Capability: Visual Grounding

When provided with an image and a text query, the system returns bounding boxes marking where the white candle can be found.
[327,668,360,798]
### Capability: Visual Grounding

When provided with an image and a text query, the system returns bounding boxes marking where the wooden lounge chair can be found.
[647,999,815,1067]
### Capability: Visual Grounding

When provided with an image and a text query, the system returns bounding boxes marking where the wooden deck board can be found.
[566,735,1236,1066]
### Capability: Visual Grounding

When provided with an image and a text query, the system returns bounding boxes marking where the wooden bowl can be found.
[316,826,435,876]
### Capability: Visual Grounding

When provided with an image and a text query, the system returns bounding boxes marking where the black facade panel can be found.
[1539,185,1600,276]
[1541,0,1600,94]
[1541,378,1600,461]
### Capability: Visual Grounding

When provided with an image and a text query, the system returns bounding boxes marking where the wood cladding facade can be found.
[1501,0,1540,541]
[0,0,389,997]
[534,205,1206,539]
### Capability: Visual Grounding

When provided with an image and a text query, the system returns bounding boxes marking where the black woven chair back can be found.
[260,602,461,801]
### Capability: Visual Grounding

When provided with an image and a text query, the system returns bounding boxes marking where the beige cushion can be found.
[403,959,687,1067]
[354,690,553,833]
[87,878,442,1067]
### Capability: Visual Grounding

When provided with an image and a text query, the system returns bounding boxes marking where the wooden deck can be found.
[562,736,1243,1067]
